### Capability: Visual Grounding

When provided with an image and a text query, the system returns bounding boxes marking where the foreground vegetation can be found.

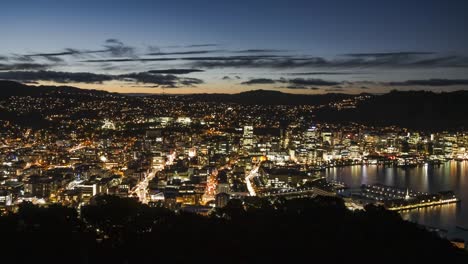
[0,195,465,263]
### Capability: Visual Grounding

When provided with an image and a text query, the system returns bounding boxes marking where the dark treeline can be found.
[0,195,466,263]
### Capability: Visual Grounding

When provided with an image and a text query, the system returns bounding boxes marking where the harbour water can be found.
[324,161,468,240]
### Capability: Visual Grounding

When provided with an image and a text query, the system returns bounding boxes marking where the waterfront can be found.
[324,161,468,239]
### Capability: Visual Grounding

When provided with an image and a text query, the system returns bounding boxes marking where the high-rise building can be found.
[242,125,254,150]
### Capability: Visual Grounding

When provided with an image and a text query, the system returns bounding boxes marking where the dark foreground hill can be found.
[316,90,468,130]
[0,195,465,263]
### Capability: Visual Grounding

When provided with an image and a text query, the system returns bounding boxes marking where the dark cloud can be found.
[241,77,339,88]
[190,54,468,69]
[82,58,178,63]
[21,40,135,60]
[147,69,204,74]
[179,77,204,86]
[119,72,202,87]
[25,50,80,57]
[186,44,219,48]
[283,78,340,86]
[324,88,345,92]
[285,72,362,75]
[236,49,285,53]
[183,55,281,61]
[388,79,468,86]
[0,63,48,71]
[281,86,320,90]
[223,75,241,80]
[119,72,179,87]
[105,39,124,45]
[0,56,9,61]
[241,78,276,85]
[189,57,325,68]
[343,52,435,57]
[147,46,160,53]
[11,55,35,62]
[360,86,370,89]
[103,39,135,57]
[147,50,220,56]
[42,56,64,63]
[0,70,203,88]
[0,70,113,83]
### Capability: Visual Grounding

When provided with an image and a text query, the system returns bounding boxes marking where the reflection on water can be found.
[400,203,459,231]
[324,161,468,238]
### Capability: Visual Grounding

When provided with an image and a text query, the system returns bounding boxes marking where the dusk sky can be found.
[1,0,468,94]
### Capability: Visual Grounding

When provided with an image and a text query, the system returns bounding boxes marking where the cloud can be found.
[285,72,363,75]
[241,78,276,85]
[41,56,65,62]
[343,52,435,57]
[147,69,204,74]
[0,70,203,87]
[388,79,468,86]
[20,40,135,61]
[0,63,48,71]
[183,55,281,61]
[186,44,219,48]
[241,77,340,88]
[281,86,320,90]
[147,50,220,56]
[324,88,345,92]
[105,39,124,45]
[0,70,113,83]
[236,49,285,53]
[223,75,241,80]
[10,55,35,62]
[119,72,203,87]
[0,56,9,61]
[82,58,178,62]
[190,53,468,69]
[282,78,340,86]
[103,38,135,57]
[25,50,80,57]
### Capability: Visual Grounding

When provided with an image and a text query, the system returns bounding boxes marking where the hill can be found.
[161,89,357,105]
[315,90,468,130]
[0,80,117,98]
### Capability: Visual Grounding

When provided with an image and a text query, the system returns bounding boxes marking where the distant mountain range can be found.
[1,80,468,130]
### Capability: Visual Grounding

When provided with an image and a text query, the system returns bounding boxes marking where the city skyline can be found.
[1,0,468,94]
[2,1,468,259]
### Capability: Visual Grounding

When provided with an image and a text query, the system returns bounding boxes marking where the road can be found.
[245,165,259,196]
[129,168,159,204]
[129,152,175,204]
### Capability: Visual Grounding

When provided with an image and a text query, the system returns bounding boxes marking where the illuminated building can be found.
[215,192,230,208]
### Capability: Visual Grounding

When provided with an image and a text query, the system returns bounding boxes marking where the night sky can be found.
[1,0,467,94]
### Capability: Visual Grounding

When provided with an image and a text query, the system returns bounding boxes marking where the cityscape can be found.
[1,87,467,210]
[1,0,468,262]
